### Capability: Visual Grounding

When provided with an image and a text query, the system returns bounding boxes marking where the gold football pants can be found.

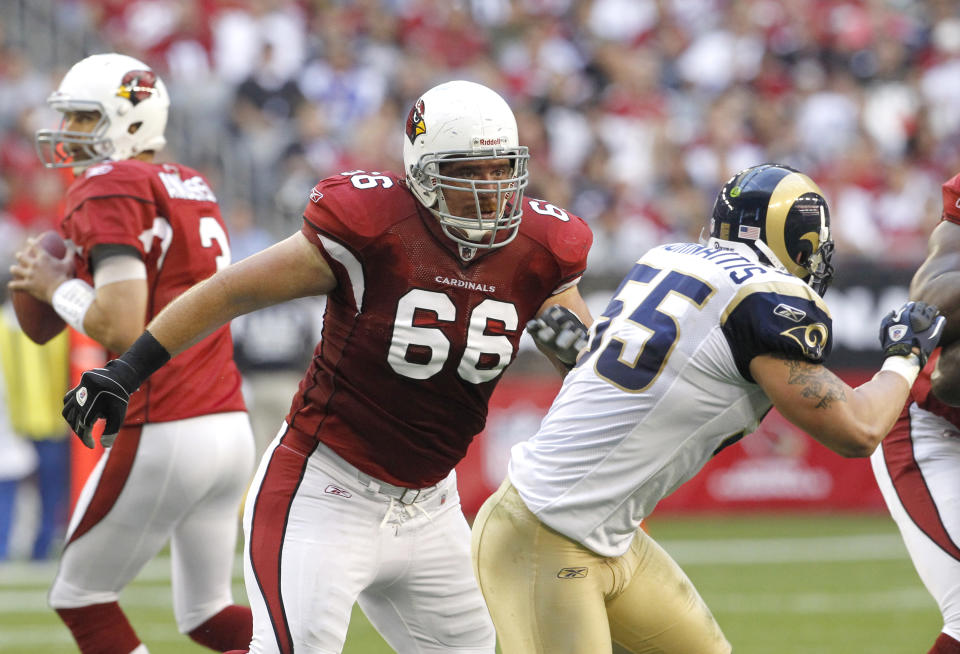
[471,480,731,654]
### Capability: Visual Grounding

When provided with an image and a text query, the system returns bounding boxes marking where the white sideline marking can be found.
[0,581,246,613]
[0,555,244,585]
[0,534,907,588]
[659,533,909,565]
[0,534,907,589]
[0,532,934,647]
[708,587,935,613]
[0,534,919,623]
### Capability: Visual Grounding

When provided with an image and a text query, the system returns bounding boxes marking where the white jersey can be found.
[509,240,833,557]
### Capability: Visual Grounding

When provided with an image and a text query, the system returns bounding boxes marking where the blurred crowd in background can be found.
[2,0,960,560]
[3,0,960,275]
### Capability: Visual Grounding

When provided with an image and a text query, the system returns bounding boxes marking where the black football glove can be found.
[879,300,945,368]
[526,305,589,369]
[62,359,141,449]
[61,330,172,449]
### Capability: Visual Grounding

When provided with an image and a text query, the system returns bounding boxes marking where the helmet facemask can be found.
[36,101,114,167]
[403,80,529,250]
[802,233,834,296]
[410,147,530,249]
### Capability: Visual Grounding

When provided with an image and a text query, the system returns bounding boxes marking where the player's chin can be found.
[931,341,960,406]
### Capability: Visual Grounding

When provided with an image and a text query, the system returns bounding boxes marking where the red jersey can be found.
[941,172,960,226]
[291,170,592,487]
[59,159,245,426]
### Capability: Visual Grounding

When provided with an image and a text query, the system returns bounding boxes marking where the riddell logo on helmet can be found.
[474,137,508,147]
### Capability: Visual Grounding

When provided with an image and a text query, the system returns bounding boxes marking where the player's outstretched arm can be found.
[751,301,944,457]
[62,231,337,448]
[528,286,593,376]
[146,231,336,357]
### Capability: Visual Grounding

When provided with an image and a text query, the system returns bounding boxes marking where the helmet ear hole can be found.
[127,121,142,135]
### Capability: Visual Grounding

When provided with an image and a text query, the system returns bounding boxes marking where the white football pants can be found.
[242,424,496,654]
[872,402,960,640]
[49,411,254,633]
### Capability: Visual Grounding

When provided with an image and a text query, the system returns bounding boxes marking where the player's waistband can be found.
[305,437,440,505]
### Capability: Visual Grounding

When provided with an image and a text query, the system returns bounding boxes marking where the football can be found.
[11,230,70,344]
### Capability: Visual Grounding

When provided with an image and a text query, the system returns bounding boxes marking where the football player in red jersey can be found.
[871,172,960,654]
[60,79,593,653]
[9,54,254,653]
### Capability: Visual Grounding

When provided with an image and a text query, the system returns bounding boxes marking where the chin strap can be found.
[750,238,792,275]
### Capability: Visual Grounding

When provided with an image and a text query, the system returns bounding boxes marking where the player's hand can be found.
[8,235,74,302]
[62,359,140,448]
[879,301,945,368]
[526,305,589,368]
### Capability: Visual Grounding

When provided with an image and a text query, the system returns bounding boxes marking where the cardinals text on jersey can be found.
[289,170,592,487]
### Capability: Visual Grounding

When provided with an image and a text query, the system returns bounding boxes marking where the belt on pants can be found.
[317,441,438,504]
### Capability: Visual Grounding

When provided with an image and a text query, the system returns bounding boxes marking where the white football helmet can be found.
[403,80,529,249]
[35,53,169,168]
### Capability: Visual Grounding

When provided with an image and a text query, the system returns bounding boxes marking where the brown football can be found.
[12,230,70,344]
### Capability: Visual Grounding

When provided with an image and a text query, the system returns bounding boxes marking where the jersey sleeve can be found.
[299,174,391,313]
[521,198,593,294]
[721,281,833,382]
[550,215,592,293]
[303,177,368,247]
[941,172,960,225]
[63,164,156,257]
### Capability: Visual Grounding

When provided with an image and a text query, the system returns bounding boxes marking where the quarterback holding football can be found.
[10,53,254,653]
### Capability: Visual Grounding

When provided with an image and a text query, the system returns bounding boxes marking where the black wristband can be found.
[116,330,172,391]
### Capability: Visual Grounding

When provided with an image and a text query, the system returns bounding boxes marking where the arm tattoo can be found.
[780,357,847,409]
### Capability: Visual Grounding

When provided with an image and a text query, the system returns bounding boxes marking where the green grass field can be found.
[0,513,940,653]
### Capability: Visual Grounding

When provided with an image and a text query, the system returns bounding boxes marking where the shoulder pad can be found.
[519,197,592,270]
[722,279,833,381]
[303,170,416,244]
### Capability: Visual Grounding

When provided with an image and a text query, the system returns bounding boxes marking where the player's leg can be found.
[872,404,960,652]
[606,527,730,653]
[471,479,613,654]
[358,471,496,654]
[243,428,376,654]
[49,424,180,653]
[168,412,256,650]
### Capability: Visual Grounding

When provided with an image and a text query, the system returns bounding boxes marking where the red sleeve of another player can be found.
[941,173,960,225]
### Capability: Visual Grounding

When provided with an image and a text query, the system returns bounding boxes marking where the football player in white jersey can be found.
[471,163,946,654]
